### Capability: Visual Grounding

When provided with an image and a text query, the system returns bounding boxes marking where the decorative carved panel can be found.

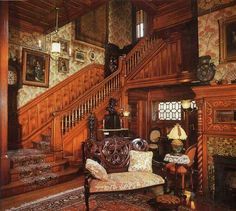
[205,98,236,134]
[18,64,104,145]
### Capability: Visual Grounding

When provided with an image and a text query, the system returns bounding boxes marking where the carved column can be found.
[196,98,204,194]
[0,1,10,185]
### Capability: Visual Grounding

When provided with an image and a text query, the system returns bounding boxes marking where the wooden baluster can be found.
[72,110,75,127]
[61,115,65,135]
[68,113,71,131]
[78,105,81,120]
[75,108,78,123]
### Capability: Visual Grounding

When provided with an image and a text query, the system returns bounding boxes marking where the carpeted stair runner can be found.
[1,146,79,198]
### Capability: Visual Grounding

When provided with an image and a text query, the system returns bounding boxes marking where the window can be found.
[136,10,146,39]
[158,101,182,120]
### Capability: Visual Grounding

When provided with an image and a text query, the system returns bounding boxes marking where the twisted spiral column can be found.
[196,99,204,194]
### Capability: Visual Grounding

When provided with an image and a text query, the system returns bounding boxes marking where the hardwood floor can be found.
[0,176,84,211]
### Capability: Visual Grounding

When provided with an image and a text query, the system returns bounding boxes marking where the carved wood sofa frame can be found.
[82,136,165,211]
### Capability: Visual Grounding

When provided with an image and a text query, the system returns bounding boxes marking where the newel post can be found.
[51,114,63,160]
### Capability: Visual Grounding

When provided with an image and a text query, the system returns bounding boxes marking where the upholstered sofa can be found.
[82,136,165,211]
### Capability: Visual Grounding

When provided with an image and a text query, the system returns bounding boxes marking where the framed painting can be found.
[219,15,236,63]
[75,50,85,62]
[75,4,108,47]
[59,39,69,54]
[58,57,69,73]
[22,48,50,87]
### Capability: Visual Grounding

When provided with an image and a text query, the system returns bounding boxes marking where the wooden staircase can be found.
[2,31,194,197]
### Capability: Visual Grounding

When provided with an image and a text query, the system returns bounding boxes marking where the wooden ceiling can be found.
[9,0,109,33]
[9,0,179,34]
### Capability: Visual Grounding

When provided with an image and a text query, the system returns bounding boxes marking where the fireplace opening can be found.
[214,155,236,208]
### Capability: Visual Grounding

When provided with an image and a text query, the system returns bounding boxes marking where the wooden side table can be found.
[164,154,190,195]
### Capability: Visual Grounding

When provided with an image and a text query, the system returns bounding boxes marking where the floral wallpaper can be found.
[198,4,236,83]
[108,0,132,49]
[10,22,105,108]
[10,1,132,108]
[206,136,236,197]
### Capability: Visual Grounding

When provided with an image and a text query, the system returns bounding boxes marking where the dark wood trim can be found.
[0,1,10,186]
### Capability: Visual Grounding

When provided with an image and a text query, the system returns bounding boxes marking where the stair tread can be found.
[10,159,68,174]
[1,167,79,190]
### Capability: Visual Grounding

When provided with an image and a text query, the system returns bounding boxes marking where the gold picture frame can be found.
[22,48,50,87]
[75,50,85,62]
[58,57,69,73]
[219,15,236,63]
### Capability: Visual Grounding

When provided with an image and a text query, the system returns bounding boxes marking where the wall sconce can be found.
[181,99,191,110]
[123,110,130,117]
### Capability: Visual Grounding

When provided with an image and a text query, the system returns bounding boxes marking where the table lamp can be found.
[167,123,187,154]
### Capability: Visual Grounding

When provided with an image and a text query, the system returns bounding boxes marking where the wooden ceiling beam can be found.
[10,5,48,24]
[9,11,49,29]
[9,17,45,33]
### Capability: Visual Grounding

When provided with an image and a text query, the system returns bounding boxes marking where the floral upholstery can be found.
[128,150,153,172]
[90,171,164,193]
[86,159,108,181]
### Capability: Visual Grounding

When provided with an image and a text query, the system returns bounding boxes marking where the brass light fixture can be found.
[51,7,61,60]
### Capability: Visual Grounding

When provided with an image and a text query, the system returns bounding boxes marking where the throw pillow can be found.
[128,150,153,172]
[85,159,109,181]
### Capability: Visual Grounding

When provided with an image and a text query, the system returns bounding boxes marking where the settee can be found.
[82,115,165,211]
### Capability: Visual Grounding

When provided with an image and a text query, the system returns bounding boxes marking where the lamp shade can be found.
[51,41,61,53]
[167,123,187,140]
[181,99,191,109]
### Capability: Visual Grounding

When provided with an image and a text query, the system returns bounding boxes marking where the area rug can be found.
[6,187,157,211]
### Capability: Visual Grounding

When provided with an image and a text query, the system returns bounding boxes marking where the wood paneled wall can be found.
[125,32,196,89]
[18,64,104,147]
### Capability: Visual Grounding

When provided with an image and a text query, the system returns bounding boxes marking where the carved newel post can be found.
[88,113,96,140]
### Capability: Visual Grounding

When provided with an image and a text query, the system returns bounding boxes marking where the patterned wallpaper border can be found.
[198,0,236,16]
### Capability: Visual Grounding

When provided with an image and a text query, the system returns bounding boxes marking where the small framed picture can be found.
[22,48,50,87]
[219,15,236,63]
[89,51,96,61]
[58,57,69,73]
[59,39,69,54]
[75,50,85,62]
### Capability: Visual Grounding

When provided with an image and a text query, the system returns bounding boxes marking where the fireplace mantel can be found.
[192,84,236,194]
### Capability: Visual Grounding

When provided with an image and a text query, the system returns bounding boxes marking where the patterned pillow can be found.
[128,150,153,172]
[85,159,108,181]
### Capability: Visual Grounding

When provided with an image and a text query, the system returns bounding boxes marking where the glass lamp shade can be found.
[167,123,187,154]
[123,110,130,117]
[51,41,61,54]
[181,99,191,109]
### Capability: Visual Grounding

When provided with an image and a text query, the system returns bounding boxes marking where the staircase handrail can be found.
[50,57,125,155]
[124,33,160,76]
[52,58,124,117]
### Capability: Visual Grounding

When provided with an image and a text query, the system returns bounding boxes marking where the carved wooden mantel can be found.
[193,84,236,194]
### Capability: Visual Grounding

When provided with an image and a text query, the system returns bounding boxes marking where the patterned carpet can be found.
[6,187,235,211]
[6,187,158,211]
